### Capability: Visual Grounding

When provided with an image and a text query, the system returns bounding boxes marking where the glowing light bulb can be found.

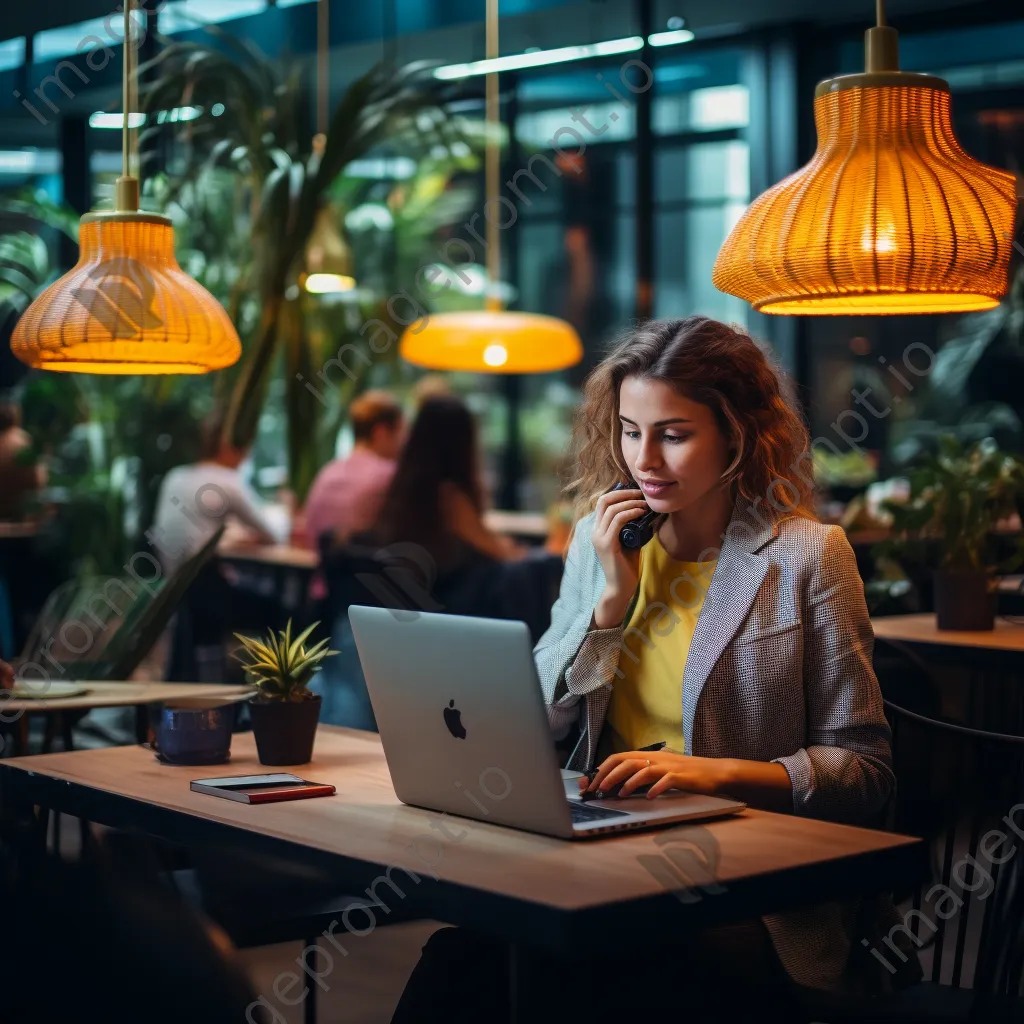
[860,222,897,254]
[483,343,508,367]
[305,273,356,294]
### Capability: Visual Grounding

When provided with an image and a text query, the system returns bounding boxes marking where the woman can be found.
[368,394,522,569]
[318,396,523,730]
[392,318,916,1023]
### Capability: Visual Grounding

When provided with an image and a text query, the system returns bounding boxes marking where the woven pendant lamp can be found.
[11,1,241,373]
[712,0,1018,315]
[399,0,582,373]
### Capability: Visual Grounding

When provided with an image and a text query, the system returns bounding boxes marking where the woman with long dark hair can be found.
[372,394,519,569]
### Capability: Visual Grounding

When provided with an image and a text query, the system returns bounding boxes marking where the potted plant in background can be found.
[234,620,336,765]
[874,436,1024,630]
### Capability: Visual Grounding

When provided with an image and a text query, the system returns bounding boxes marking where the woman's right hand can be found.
[591,486,647,628]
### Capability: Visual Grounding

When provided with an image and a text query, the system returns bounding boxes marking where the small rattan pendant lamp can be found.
[11,0,241,372]
[399,0,582,372]
[712,0,1018,315]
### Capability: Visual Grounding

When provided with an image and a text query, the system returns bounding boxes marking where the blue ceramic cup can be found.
[154,704,233,765]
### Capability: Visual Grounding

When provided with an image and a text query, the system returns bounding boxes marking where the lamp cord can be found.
[317,0,328,138]
[122,0,131,181]
[485,0,500,312]
[117,0,140,210]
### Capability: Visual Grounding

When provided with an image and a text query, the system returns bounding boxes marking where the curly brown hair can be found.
[566,317,816,528]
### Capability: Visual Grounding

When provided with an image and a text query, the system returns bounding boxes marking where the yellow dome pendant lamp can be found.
[712,0,1018,315]
[10,0,241,373]
[399,0,583,374]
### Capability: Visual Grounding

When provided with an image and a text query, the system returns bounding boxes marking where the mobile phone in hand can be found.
[610,481,660,550]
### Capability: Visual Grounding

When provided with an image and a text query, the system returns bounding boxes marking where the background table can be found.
[0,727,923,948]
[872,614,1024,655]
[0,681,251,756]
[872,613,1024,731]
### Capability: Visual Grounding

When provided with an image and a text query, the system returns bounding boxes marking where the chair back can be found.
[885,698,1024,998]
[16,526,225,682]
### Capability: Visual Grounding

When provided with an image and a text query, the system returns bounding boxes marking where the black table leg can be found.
[135,705,150,745]
[303,939,318,1024]
[508,942,519,1024]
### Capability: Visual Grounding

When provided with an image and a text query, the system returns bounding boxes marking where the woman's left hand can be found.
[579,751,732,800]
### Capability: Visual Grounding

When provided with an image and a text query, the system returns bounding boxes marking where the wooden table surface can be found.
[1,681,252,714]
[0,522,39,540]
[872,613,1024,652]
[483,509,549,539]
[0,727,922,946]
[217,512,550,570]
[218,543,318,569]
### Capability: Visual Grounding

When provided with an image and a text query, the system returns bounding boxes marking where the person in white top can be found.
[149,413,281,573]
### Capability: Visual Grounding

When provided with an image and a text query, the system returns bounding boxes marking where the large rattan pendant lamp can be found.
[399,0,583,372]
[11,0,241,372]
[712,0,1018,315]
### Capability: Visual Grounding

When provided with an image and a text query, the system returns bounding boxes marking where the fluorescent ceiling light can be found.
[160,0,267,34]
[89,112,146,129]
[0,149,60,175]
[435,36,643,80]
[648,29,695,46]
[89,107,202,129]
[34,12,144,62]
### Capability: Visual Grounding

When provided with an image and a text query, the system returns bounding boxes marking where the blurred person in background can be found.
[314,395,526,730]
[302,389,405,551]
[365,394,523,568]
[151,410,286,680]
[0,397,46,522]
[150,408,282,572]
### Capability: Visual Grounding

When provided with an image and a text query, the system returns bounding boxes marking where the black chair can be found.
[872,636,942,719]
[314,538,564,732]
[802,701,1024,1022]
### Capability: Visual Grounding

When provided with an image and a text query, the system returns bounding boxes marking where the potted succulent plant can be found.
[875,436,1024,630]
[234,621,336,765]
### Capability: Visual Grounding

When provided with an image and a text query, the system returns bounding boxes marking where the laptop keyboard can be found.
[569,801,630,823]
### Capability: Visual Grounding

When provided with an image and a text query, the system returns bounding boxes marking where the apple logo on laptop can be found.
[443,699,466,739]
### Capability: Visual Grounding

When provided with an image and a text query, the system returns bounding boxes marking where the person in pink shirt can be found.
[302,390,405,551]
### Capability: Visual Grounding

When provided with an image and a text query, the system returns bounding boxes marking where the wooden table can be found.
[0,521,40,540]
[219,544,318,570]
[872,613,1024,731]
[483,509,549,541]
[0,727,922,947]
[0,681,252,757]
[872,614,1024,655]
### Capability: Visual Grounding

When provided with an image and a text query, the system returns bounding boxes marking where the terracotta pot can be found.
[933,570,994,631]
[249,695,322,765]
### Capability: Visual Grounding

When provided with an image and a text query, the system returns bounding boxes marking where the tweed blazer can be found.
[533,499,907,992]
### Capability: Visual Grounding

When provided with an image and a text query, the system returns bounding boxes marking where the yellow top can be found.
[606,530,717,754]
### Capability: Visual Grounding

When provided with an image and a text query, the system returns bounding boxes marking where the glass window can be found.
[33,13,147,62]
[0,37,25,72]
[160,0,267,34]
[652,49,749,327]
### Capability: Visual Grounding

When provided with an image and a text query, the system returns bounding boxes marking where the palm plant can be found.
[233,619,336,703]
[140,30,469,498]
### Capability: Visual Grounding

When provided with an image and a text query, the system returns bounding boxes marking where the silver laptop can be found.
[348,606,745,839]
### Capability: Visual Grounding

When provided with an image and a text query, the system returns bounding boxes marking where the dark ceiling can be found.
[0,0,992,45]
